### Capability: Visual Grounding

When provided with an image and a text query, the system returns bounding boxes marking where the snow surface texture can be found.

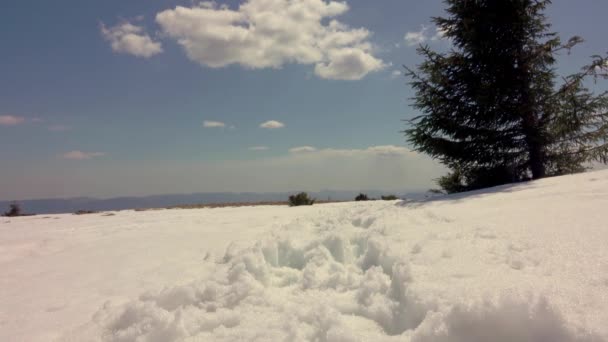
[3,171,608,341]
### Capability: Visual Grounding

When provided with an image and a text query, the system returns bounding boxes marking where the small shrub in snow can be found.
[381,195,399,201]
[74,210,97,215]
[3,202,23,217]
[288,192,315,206]
[355,193,370,201]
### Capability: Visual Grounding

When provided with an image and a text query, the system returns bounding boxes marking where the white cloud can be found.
[249,146,269,151]
[390,70,402,79]
[289,146,317,153]
[314,47,384,81]
[0,115,26,126]
[203,120,227,128]
[62,151,106,160]
[260,120,285,129]
[405,26,447,47]
[101,21,163,58]
[155,0,385,80]
[405,26,428,46]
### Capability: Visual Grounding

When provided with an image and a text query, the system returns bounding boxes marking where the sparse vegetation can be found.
[3,202,23,217]
[355,193,370,201]
[288,192,315,206]
[381,195,399,201]
[74,210,98,215]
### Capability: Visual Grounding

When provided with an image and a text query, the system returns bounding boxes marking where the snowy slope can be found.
[2,170,608,341]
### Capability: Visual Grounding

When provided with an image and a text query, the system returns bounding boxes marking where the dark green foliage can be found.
[355,193,369,201]
[405,0,608,193]
[438,165,521,194]
[545,55,608,173]
[288,192,315,206]
[436,171,466,194]
[3,202,22,217]
[381,195,399,201]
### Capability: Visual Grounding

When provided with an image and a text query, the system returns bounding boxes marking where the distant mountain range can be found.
[1,190,429,215]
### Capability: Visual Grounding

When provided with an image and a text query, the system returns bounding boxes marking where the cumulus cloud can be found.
[155,0,385,80]
[249,146,269,151]
[0,115,26,126]
[260,120,285,129]
[203,120,227,128]
[289,146,317,153]
[405,26,447,46]
[101,21,163,58]
[62,151,106,160]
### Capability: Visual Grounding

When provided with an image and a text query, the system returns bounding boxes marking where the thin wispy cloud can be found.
[62,151,106,160]
[289,146,317,153]
[404,26,447,46]
[0,115,26,126]
[260,120,285,129]
[290,145,417,157]
[203,120,227,128]
[155,0,385,80]
[101,21,163,58]
[405,26,429,46]
[390,70,402,79]
[249,146,269,151]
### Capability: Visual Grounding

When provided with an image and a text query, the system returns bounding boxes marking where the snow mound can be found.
[63,203,604,342]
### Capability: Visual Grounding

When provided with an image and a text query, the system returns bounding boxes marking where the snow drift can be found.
[3,171,608,341]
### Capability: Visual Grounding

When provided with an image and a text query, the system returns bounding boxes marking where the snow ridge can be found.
[63,204,603,342]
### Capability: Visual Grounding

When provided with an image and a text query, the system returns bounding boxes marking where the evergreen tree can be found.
[405,0,608,193]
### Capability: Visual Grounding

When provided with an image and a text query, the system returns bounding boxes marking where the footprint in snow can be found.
[411,243,423,255]
[474,227,497,240]
[508,257,525,270]
[424,210,453,223]
[351,216,376,229]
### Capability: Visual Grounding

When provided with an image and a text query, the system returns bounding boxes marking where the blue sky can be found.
[1,0,607,200]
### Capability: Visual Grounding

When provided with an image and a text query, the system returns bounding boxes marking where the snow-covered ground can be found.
[2,171,608,341]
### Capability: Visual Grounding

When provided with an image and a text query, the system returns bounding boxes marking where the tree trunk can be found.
[521,103,546,179]
[518,50,546,180]
[527,135,546,179]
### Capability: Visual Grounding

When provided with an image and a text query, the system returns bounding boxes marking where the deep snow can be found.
[2,170,608,341]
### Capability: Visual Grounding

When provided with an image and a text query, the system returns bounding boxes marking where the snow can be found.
[2,171,608,341]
